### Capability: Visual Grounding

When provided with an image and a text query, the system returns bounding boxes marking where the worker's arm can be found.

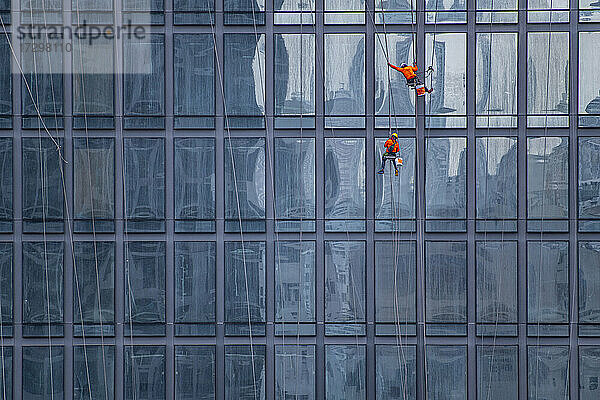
[387,62,402,72]
[411,65,418,72]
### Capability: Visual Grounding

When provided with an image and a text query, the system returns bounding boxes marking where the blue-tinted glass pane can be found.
[579,242,600,324]
[426,0,466,22]
[426,346,467,400]
[325,0,364,24]
[0,347,11,400]
[580,347,600,399]
[0,34,11,127]
[73,345,114,400]
[224,0,265,24]
[0,243,11,330]
[275,345,315,400]
[22,346,63,399]
[175,346,215,399]
[376,345,416,399]
[124,346,165,400]
[274,0,315,24]
[225,345,266,400]
[579,34,600,126]
[476,0,518,22]
[174,0,214,24]
[578,138,600,226]
[528,346,569,400]
[477,346,518,400]
[325,345,366,399]
[0,138,12,230]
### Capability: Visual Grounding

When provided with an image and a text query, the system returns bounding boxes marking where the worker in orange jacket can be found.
[388,62,434,95]
[377,132,403,176]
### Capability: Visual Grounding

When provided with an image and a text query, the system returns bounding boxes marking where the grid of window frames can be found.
[0,0,598,398]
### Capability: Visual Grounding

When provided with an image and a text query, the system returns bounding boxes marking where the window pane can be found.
[375,0,414,22]
[426,242,467,333]
[274,0,315,24]
[22,241,63,336]
[425,137,467,231]
[528,0,568,22]
[274,137,315,232]
[224,138,265,232]
[174,138,215,232]
[375,241,416,331]
[174,0,214,24]
[124,346,165,400]
[580,347,600,399]
[476,0,518,22]
[122,0,164,23]
[528,346,569,400]
[225,345,266,400]
[0,138,12,231]
[71,0,112,20]
[275,345,315,400]
[527,32,569,127]
[477,346,518,400]
[0,34,11,128]
[224,0,265,24]
[73,241,114,336]
[175,346,215,399]
[174,34,215,129]
[376,345,416,399]
[124,242,166,336]
[124,138,165,232]
[325,0,365,24]
[427,346,467,400]
[527,241,569,325]
[579,33,600,126]
[527,137,569,231]
[224,242,266,335]
[579,242,600,328]
[72,36,114,129]
[476,34,517,127]
[580,0,600,20]
[74,345,114,400]
[123,34,165,129]
[325,345,366,399]
[22,346,63,399]
[223,34,265,128]
[0,243,11,334]
[324,138,366,232]
[324,34,365,128]
[73,138,115,232]
[425,33,467,127]
[426,0,466,22]
[375,34,415,128]
[175,242,216,336]
[22,137,64,233]
[275,241,315,335]
[325,241,365,335]
[274,34,315,128]
[0,347,11,400]
[476,137,518,230]
[579,138,600,231]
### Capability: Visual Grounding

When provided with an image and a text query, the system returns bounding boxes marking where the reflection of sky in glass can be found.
[479,137,513,175]
[375,34,415,115]
[325,34,365,113]
[579,33,600,113]
[276,34,315,115]
[253,36,266,112]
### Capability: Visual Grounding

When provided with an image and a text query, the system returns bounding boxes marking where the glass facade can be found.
[0,0,596,398]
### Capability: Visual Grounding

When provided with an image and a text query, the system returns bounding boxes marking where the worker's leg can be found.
[378,155,387,173]
[392,159,398,176]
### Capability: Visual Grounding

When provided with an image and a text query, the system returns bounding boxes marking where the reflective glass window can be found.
[71,0,112,22]
[528,0,569,21]
[426,346,467,400]
[376,345,416,399]
[0,347,11,400]
[274,0,315,24]
[225,345,266,400]
[579,242,600,333]
[174,0,214,24]
[175,346,215,399]
[0,138,11,231]
[275,345,315,399]
[476,0,518,22]
[22,346,63,399]
[124,346,165,400]
[0,34,11,128]
[122,0,164,23]
[325,345,366,399]
[74,345,115,400]
[477,346,518,400]
[224,0,265,24]
[375,0,415,22]
[325,0,364,24]
[580,0,600,20]
[0,243,11,336]
[580,347,600,399]
[527,346,569,400]
[578,138,600,231]
[578,33,600,126]
[426,0,466,22]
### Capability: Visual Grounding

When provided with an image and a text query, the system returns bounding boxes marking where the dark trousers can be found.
[380,152,398,172]
[406,77,417,86]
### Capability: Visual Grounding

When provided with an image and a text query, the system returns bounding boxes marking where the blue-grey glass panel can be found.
[274,0,315,24]
[477,346,518,400]
[476,0,518,22]
[375,0,414,23]
[324,34,365,128]
[224,0,265,24]
[22,241,63,336]
[0,138,12,231]
[73,345,114,400]
[224,138,265,232]
[527,33,569,127]
[174,0,214,24]
[528,0,568,22]
[527,241,569,324]
[22,346,63,399]
[0,0,8,24]
[224,242,266,336]
[476,34,518,127]
[122,0,164,24]
[225,345,266,400]
[375,138,415,231]
[476,241,517,326]
[426,0,466,22]
[0,35,11,128]
[73,241,114,336]
[0,347,11,400]
[425,137,467,230]
[580,0,600,21]
[324,138,365,232]
[426,242,467,326]
[21,35,64,128]
[527,137,569,229]
[375,34,415,128]
[579,242,600,326]
[476,137,517,228]
[274,138,315,231]
[325,241,365,335]
[375,241,416,326]
[579,34,600,125]
[274,34,315,126]
[124,346,165,400]
[22,138,64,232]
[580,347,600,399]
[124,242,165,335]
[275,241,315,335]
[528,346,569,400]
[376,345,416,399]
[73,138,115,233]
[71,0,112,23]
[20,0,61,24]
[426,346,466,400]
[0,244,11,335]
[579,138,600,230]
[174,34,214,128]
[324,0,365,23]
[175,346,215,399]
[325,345,366,399]
[72,36,114,128]
[174,138,215,232]
[123,34,165,129]
[275,345,315,399]
[124,138,165,232]
[223,34,265,128]
[425,34,467,127]
[175,242,216,336]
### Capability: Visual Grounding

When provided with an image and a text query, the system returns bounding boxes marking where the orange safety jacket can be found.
[388,63,418,80]
[384,139,399,153]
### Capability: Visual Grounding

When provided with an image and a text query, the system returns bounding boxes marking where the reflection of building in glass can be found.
[375,38,414,116]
